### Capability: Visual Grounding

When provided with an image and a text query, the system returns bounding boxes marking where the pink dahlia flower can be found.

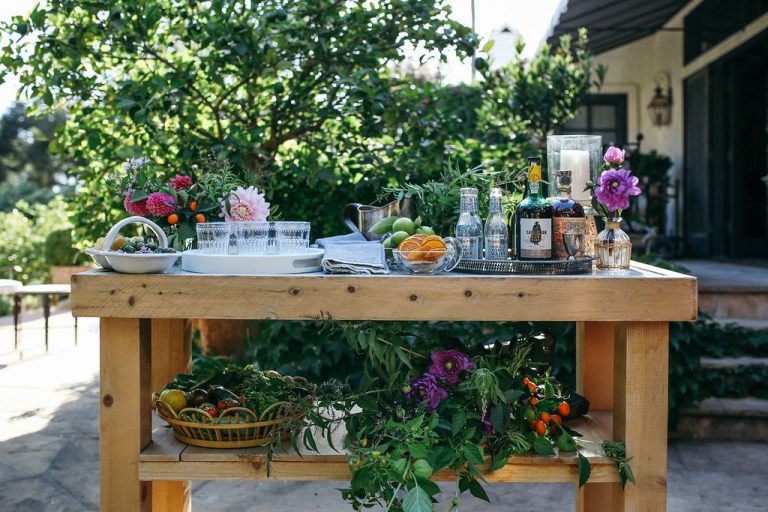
[603,146,625,165]
[169,175,193,190]
[146,192,177,217]
[594,168,641,213]
[222,186,270,222]
[123,190,149,216]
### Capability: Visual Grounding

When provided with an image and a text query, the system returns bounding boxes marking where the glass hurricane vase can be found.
[596,217,631,269]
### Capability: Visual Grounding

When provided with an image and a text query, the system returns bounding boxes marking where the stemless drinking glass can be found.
[196,222,231,254]
[275,221,311,253]
[235,222,271,255]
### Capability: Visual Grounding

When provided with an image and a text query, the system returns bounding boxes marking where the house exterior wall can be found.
[592,8,688,236]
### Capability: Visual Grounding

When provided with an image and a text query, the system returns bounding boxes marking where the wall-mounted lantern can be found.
[647,72,673,127]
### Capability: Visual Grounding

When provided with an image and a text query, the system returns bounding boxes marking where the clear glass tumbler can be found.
[275,221,310,253]
[196,222,231,254]
[235,222,271,255]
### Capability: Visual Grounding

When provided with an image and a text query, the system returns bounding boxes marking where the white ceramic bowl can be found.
[104,252,179,274]
[96,216,177,274]
[85,248,112,270]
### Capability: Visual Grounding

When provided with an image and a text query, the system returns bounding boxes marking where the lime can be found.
[392,217,416,235]
[159,389,188,412]
[415,226,435,235]
[557,434,577,452]
[382,237,393,249]
[390,230,410,248]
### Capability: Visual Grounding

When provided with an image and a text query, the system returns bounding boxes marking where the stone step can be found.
[699,291,768,320]
[674,397,768,441]
[700,356,768,369]
[712,317,768,330]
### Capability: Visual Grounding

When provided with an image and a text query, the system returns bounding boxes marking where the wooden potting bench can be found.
[70,261,697,511]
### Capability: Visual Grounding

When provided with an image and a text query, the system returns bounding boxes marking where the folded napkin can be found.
[321,241,389,274]
[315,232,367,248]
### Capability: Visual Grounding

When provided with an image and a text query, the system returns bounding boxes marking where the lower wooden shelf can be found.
[140,412,619,484]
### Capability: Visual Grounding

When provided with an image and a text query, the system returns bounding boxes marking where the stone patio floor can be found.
[1,305,767,511]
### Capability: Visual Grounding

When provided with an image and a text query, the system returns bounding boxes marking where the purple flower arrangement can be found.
[406,349,475,412]
[588,146,641,219]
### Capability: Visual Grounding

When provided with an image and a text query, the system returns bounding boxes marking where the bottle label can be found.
[529,182,539,195]
[529,164,542,182]
[552,218,586,259]
[519,218,551,259]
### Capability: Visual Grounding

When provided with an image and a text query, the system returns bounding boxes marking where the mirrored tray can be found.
[454,256,597,275]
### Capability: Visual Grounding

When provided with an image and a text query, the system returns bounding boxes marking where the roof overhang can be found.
[547,0,687,55]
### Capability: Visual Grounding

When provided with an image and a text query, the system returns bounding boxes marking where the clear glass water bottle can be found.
[455,187,483,260]
[484,187,508,260]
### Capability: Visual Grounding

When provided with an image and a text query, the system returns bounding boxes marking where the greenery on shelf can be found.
[247,321,633,511]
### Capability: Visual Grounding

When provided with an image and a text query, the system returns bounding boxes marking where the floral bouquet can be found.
[587,146,642,220]
[118,156,270,250]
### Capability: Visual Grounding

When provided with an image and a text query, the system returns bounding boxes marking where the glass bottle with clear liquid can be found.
[484,187,508,260]
[455,187,483,259]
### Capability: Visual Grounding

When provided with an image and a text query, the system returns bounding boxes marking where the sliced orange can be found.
[397,234,428,251]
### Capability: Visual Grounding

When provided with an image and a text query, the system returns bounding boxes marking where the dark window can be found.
[684,0,768,64]
[559,94,628,146]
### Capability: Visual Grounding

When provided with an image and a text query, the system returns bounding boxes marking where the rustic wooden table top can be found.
[70,261,698,322]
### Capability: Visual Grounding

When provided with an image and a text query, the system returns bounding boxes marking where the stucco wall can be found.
[592,10,687,235]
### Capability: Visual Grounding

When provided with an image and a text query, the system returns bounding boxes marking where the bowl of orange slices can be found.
[392,234,462,274]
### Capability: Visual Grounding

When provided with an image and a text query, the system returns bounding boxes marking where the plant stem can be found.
[375,337,427,359]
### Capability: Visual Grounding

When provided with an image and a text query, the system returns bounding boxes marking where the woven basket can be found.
[154,377,314,449]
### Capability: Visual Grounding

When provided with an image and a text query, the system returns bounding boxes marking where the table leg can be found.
[13,294,22,350]
[100,317,152,512]
[575,321,617,511]
[613,321,669,511]
[150,319,192,512]
[42,294,51,352]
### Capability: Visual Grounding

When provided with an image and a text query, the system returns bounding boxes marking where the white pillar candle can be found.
[560,149,591,203]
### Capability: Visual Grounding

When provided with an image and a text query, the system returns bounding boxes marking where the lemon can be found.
[415,226,435,235]
[392,217,416,235]
[159,389,188,412]
[390,231,410,248]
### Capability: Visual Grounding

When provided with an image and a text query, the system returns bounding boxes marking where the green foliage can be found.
[0,197,72,282]
[44,229,89,266]
[1,0,475,243]
[0,174,54,211]
[478,28,605,150]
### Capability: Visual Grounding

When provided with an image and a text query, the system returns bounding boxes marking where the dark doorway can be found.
[684,31,768,258]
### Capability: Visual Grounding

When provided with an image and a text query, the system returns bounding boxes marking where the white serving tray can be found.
[181,249,323,274]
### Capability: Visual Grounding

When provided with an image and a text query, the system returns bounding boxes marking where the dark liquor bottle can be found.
[515,157,553,260]
[550,169,586,259]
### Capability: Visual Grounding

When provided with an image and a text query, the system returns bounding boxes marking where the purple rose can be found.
[594,168,641,213]
[406,373,448,412]
[428,350,475,385]
[603,146,625,165]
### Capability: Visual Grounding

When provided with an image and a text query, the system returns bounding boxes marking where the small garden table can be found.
[70,261,697,511]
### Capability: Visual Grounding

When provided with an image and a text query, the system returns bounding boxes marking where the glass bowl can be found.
[392,236,462,274]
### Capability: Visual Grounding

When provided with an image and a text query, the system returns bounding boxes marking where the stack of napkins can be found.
[320,240,389,275]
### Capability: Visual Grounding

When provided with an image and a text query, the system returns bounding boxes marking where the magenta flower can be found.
[406,373,448,412]
[146,192,177,217]
[603,146,625,165]
[428,350,475,386]
[594,168,641,213]
[222,186,270,222]
[169,175,193,191]
[481,413,496,434]
[123,190,149,216]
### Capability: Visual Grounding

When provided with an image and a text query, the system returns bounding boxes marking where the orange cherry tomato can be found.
[534,420,547,436]
[195,214,205,223]
[551,414,562,425]
[189,200,197,211]
[540,412,551,424]
[167,213,179,225]
[529,397,539,406]
[558,402,571,417]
